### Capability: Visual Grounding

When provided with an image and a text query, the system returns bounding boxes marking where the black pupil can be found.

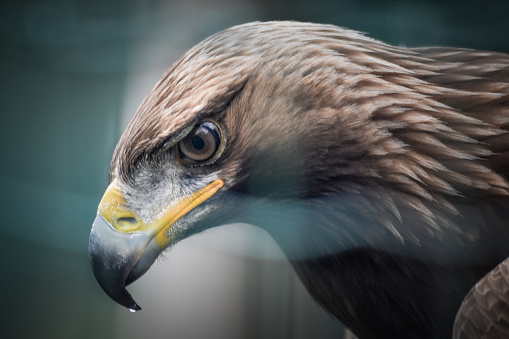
[191,136,205,150]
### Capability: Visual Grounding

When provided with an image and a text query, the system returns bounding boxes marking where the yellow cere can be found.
[98,179,148,233]
[98,178,224,248]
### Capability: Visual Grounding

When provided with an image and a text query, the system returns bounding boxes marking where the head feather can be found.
[112,21,509,205]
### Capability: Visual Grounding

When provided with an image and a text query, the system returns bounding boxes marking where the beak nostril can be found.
[115,216,139,229]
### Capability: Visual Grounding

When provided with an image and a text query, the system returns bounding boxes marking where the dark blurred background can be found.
[1,0,508,338]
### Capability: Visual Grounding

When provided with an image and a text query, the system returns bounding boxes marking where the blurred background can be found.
[1,0,508,338]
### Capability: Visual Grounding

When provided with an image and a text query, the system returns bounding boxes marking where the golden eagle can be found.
[89,22,509,339]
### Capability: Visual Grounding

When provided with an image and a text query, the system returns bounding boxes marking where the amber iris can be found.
[178,121,221,162]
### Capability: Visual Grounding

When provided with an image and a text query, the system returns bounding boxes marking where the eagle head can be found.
[89,21,394,309]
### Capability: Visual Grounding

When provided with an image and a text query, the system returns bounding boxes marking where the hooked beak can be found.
[88,178,224,311]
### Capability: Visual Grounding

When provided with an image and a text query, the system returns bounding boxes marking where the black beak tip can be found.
[107,283,142,312]
[89,214,143,312]
[90,260,143,311]
[129,303,142,312]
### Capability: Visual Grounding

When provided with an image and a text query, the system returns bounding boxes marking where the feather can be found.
[109,22,509,339]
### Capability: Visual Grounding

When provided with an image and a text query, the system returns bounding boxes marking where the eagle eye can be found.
[177,121,222,163]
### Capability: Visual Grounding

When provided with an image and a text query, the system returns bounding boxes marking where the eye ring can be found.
[177,121,223,164]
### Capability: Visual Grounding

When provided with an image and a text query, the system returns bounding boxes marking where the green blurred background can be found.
[1,0,508,338]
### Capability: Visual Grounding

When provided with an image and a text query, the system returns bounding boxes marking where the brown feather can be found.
[454,258,509,339]
[110,22,509,339]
